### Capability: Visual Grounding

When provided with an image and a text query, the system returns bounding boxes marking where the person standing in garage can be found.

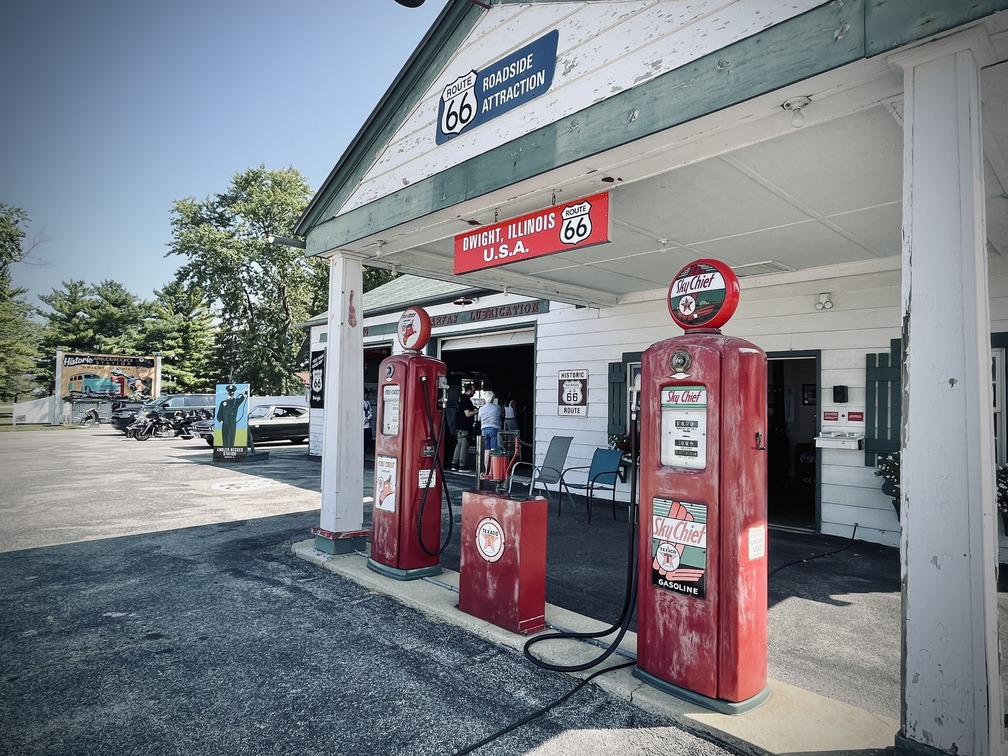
[451,383,477,471]
[477,390,502,473]
[363,389,374,460]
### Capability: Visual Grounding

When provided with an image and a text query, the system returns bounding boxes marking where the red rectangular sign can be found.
[823,411,839,421]
[848,411,864,422]
[454,192,610,274]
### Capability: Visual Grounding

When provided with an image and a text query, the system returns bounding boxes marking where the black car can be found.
[193,404,310,447]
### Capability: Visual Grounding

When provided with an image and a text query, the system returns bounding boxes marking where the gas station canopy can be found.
[295,4,1008,309]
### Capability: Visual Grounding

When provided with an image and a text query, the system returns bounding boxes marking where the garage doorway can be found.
[437,331,536,467]
[766,353,819,532]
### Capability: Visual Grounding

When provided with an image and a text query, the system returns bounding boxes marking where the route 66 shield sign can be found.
[439,71,478,138]
[559,199,593,246]
[562,379,582,404]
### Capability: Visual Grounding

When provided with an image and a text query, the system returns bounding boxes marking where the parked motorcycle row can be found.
[124,408,213,441]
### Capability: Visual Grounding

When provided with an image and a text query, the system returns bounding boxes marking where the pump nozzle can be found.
[436,375,449,410]
[629,373,641,420]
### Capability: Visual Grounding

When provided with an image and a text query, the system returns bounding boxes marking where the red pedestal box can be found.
[458,491,547,634]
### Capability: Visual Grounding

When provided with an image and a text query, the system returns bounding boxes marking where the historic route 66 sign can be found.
[557,369,588,416]
[440,71,478,138]
[560,199,593,246]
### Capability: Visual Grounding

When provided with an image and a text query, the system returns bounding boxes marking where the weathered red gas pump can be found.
[633,259,770,714]
[367,306,450,581]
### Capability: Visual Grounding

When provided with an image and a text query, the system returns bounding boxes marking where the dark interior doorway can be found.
[439,343,536,465]
[767,355,818,531]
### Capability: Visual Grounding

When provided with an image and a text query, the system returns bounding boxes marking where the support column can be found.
[314,252,368,554]
[891,29,1003,756]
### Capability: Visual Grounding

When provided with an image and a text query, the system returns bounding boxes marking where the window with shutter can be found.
[864,339,902,467]
[608,352,641,436]
[866,334,1008,467]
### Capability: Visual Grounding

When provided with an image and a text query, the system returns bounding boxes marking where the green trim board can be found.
[297,0,1007,250]
[864,0,1008,57]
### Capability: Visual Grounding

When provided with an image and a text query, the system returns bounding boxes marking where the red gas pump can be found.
[367,306,451,581]
[633,259,770,714]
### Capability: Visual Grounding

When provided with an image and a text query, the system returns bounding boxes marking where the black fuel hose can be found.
[416,374,455,556]
[522,414,641,672]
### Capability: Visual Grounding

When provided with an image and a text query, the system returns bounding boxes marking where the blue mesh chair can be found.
[559,448,624,523]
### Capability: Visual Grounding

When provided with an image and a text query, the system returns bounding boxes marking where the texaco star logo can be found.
[678,295,696,317]
[475,517,505,563]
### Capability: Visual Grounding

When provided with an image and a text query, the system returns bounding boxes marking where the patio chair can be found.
[559,447,623,524]
[506,435,573,504]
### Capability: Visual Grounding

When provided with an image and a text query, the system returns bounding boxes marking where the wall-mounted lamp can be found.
[815,292,833,310]
[782,96,811,128]
[453,295,478,307]
[267,235,306,249]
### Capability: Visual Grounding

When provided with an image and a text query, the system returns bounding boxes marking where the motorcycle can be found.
[79,408,104,427]
[169,408,211,439]
[124,414,145,439]
[134,411,177,441]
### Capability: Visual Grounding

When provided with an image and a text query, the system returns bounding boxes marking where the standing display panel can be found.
[368,307,449,580]
[633,260,770,714]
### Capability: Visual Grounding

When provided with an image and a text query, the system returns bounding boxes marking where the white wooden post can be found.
[315,252,368,553]
[891,29,1003,756]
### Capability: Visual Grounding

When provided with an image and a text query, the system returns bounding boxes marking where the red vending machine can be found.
[367,306,449,581]
[634,259,770,714]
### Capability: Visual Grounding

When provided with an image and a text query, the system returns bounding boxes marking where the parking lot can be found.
[0,428,733,756]
[2,427,1005,754]
[0,427,322,553]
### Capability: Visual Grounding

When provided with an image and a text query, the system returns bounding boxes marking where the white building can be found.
[292,3,1008,753]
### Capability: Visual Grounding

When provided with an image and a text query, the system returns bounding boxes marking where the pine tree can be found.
[0,271,40,400]
[139,280,216,392]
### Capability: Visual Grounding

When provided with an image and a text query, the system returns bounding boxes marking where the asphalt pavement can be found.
[0,428,1004,755]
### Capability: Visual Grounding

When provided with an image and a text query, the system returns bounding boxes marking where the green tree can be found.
[0,204,32,274]
[363,265,397,294]
[89,280,152,354]
[138,279,216,393]
[0,271,40,400]
[0,205,42,398]
[169,165,322,394]
[34,280,150,392]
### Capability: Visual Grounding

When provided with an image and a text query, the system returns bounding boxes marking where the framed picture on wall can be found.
[802,383,817,406]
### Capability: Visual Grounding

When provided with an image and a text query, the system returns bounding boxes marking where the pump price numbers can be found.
[382,385,401,436]
[660,385,707,470]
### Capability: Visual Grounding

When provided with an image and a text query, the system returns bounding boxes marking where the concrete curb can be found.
[292,539,898,754]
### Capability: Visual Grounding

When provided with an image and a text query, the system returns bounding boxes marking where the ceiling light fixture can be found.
[815,292,833,310]
[782,96,811,128]
[453,295,478,307]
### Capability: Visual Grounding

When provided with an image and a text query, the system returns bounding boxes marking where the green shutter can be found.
[608,360,626,436]
[865,339,902,466]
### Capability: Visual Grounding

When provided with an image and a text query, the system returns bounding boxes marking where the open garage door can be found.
[437,330,536,465]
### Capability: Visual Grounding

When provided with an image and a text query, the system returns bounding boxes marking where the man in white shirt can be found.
[477,391,501,473]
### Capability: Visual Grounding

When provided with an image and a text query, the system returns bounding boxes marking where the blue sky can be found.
[2,0,449,309]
